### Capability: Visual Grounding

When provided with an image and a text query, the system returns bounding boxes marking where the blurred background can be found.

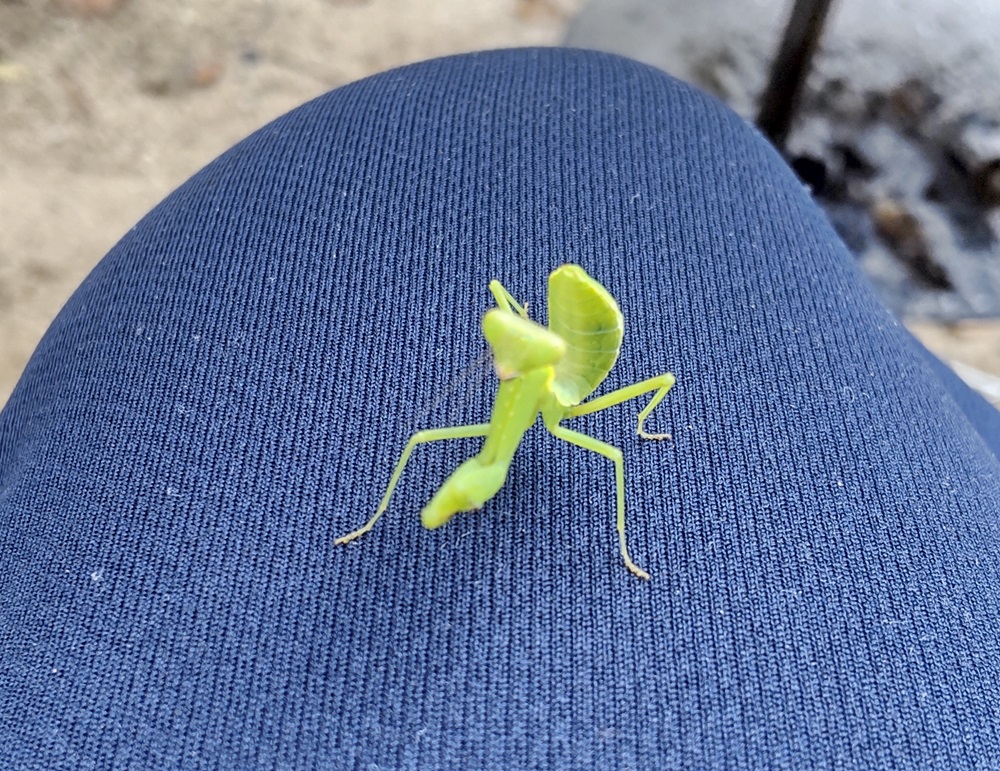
[2,0,999,409]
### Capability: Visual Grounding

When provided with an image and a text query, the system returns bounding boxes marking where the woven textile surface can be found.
[2,48,998,769]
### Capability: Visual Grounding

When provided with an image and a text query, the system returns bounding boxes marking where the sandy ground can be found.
[0,0,580,408]
[1,0,998,409]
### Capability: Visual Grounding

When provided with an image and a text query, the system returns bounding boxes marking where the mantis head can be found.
[421,457,508,529]
[482,309,566,380]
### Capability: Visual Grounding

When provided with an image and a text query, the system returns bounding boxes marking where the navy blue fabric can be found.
[2,48,999,769]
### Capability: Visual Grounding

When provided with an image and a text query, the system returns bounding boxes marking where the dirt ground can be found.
[1,0,998,409]
[0,0,582,408]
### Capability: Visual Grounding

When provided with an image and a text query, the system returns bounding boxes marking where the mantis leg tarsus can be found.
[635,375,675,441]
[545,423,650,580]
[625,558,651,581]
[333,523,376,545]
[335,423,491,546]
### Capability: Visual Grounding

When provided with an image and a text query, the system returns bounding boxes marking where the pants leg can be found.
[2,48,998,769]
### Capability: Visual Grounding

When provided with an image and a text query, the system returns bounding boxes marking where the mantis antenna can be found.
[336,264,675,580]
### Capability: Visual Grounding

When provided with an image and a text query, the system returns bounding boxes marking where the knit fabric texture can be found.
[2,48,999,769]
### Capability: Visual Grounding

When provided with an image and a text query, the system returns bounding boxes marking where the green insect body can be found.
[336,264,675,580]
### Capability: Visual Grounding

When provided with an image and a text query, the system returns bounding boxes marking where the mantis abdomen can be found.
[422,367,553,528]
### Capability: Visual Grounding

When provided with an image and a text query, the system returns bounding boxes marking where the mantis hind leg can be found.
[545,423,650,580]
[334,423,491,545]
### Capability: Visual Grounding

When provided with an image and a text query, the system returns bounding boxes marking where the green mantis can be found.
[336,264,675,579]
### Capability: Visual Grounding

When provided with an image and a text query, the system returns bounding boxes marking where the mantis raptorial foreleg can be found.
[568,373,676,440]
[545,423,650,581]
[488,280,530,319]
[335,423,491,545]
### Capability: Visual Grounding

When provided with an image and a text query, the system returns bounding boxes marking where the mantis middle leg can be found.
[568,373,676,440]
[335,423,491,545]
[545,423,651,580]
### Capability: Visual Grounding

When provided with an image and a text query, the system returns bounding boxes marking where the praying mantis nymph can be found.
[336,264,675,580]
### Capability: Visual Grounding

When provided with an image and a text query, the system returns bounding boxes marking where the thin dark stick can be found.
[756,0,836,149]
